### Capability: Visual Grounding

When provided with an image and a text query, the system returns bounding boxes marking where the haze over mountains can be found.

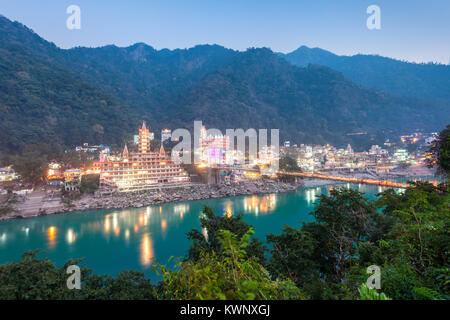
[0,15,449,154]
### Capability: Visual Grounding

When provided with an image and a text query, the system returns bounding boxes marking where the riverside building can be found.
[198,125,230,166]
[99,122,190,192]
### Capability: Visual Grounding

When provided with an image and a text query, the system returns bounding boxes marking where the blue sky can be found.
[1,0,449,63]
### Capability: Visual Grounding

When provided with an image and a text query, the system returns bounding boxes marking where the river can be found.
[0,182,399,279]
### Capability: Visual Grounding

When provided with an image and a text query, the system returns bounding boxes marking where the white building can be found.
[161,129,172,142]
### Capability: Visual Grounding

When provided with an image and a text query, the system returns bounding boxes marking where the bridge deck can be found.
[220,166,411,188]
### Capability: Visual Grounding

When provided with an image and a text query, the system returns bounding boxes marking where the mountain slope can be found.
[0,41,135,153]
[0,15,449,154]
[61,43,237,121]
[171,48,448,149]
[282,46,450,103]
[0,15,237,124]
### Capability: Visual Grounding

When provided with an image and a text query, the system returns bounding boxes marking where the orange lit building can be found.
[99,122,190,192]
[64,169,83,191]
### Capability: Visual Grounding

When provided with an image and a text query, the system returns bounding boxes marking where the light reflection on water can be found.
[140,233,154,267]
[0,182,405,277]
[47,226,56,248]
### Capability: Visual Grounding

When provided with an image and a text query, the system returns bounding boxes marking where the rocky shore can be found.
[70,180,302,211]
[1,180,302,221]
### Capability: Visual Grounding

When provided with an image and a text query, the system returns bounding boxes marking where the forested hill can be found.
[282,45,450,103]
[0,37,135,154]
[0,15,449,155]
[166,48,448,149]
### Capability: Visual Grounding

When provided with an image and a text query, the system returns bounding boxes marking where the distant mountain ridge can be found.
[167,48,447,148]
[0,15,449,154]
[281,45,450,103]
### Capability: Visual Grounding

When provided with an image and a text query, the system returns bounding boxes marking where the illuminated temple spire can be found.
[160,143,165,155]
[123,144,129,156]
[138,121,151,153]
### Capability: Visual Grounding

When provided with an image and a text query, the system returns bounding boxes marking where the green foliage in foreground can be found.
[156,229,304,300]
[266,183,450,300]
[358,284,391,300]
[0,251,157,300]
[0,230,301,300]
[427,124,450,178]
[186,206,266,265]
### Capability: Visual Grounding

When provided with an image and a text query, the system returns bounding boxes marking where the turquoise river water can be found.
[0,183,398,279]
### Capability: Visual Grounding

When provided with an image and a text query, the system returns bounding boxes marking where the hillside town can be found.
[0,123,438,221]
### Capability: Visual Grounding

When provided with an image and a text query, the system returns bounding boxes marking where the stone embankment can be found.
[1,180,302,220]
[70,180,301,211]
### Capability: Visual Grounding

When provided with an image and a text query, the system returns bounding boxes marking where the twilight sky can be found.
[1,0,449,63]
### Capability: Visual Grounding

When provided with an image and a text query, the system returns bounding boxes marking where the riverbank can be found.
[0,180,303,221]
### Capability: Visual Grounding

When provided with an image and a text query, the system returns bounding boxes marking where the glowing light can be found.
[140,233,154,267]
[66,228,76,244]
[143,215,148,226]
[48,226,57,247]
[139,214,147,226]
[225,203,233,218]
[48,226,56,236]
[104,217,111,232]
[306,189,316,204]
[112,214,118,229]
[161,219,167,231]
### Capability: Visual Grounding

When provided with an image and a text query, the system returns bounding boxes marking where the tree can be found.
[308,188,384,281]
[266,226,319,286]
[80,174,100,194]
[11,143,51,185]
[59,150,92,169]
[375,182,450,299]
[266,187,391,299]
[0,250,157,300]
[427,124,450,177]
[279,156,301,172]
[156,229,304,300]
[186,206,266,265]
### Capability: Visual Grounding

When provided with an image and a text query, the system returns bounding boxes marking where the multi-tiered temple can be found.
[99,122,190,192]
